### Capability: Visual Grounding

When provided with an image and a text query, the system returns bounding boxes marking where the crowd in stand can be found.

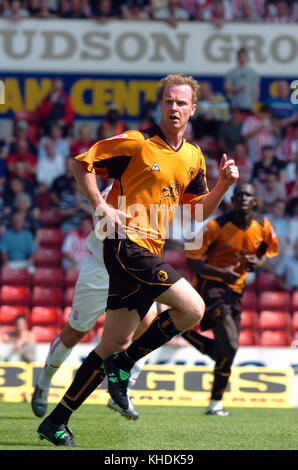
[0,0,298,24]
[0,70,297,286]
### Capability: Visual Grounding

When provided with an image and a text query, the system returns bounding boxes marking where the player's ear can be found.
[190,103,196,117]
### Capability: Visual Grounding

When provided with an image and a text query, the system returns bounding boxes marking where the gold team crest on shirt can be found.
[157,270,168,281]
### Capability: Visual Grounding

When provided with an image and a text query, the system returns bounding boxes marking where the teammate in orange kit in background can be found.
[183,182,278,415]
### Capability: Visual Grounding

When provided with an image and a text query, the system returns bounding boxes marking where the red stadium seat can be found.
[34,247,63,267]
[30,306,62,326]
[163,249,186,268]
[259,330,291,347]
[0,285,31,306]
[239,329,258,346]
[64,268,80,287]
[292,292,298,311]
[0,325,16,336]
[0,305,30,324]
[241,310,258,330]
[39,209,62,227]
[292,311,298,332]
[259,291,291,311]
[258,311,291,331]
[63,287,74,307]
[241,290,258,310]
[32,267,63,287]
[31,286,63,307]
[36,228,64,248]
[257,271,279,291]
[32,325,58,342]
[0,267,31,286]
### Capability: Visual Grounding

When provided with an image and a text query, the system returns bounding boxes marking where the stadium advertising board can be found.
[0,363,294,408]
[0,20,297,120]
[0,19,297,75]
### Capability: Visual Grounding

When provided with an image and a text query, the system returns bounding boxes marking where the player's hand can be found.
[94,203,130,239]
[218,154,239,188]
[244,254,263,272]
[220,263,241,284]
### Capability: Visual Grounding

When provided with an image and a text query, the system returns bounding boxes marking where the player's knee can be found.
[193,296,205,323]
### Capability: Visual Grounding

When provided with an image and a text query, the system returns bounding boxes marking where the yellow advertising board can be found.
[0,363,294,408]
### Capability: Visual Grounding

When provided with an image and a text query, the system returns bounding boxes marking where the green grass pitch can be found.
[0,402,297,451]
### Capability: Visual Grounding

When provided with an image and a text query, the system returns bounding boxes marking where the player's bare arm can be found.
[72,159,128,236]
[197,154,239,221]
[187,258,241,285]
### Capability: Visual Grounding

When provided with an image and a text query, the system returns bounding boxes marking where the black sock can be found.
[114,310,182,371]
[211,356,232,401]
[182,330,216,360]
[49,350,105,425]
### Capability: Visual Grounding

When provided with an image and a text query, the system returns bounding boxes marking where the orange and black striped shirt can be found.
[186,212,279,293]
[75,125,209,257]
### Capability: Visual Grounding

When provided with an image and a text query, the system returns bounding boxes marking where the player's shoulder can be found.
[252,211,265,227]
[214,211,233,228]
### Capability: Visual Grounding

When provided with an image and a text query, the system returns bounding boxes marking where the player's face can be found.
[159,84,196,133]
[232,185,256,213]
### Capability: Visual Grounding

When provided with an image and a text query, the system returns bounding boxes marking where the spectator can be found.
[251,144,286,186]
[0,144,7,188]
[29,0,58,18]
[273,240,298,292]
[2,0,30,20]
[0,315,36,363]
[38,77,74,137]
[50,156,92,233]
[9,120,37,156]
[152,0,190,27]
[255,171,286,213]
[177,0,202,20]
[201,0,234,27]
[138,102,156,131]
[61,0,91,18]
[50,155,77,207]
[234,0,262,21]
[285,158,298,199]
[241,104,275,163]
[231,140,252,182]
[36,139,66,189]
[0,211,36,268]
[217,105,243,154]
[62,216,92,270]
[191,80,229,140]
[6,137,37,182]
[2,176,33,216]
[121,0,152,19]
[265,198,290,264]
[264,0,293,23]
[70,124,95,157]
[224,47,260,113]
[38,124,70,161]
[97,104,126,140]
[267,81,298,133]
[90,0,120,20]
[1,192,40,234]
[276,121,298,163]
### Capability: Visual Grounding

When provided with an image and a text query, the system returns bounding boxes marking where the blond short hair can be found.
[157,73,200,105]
